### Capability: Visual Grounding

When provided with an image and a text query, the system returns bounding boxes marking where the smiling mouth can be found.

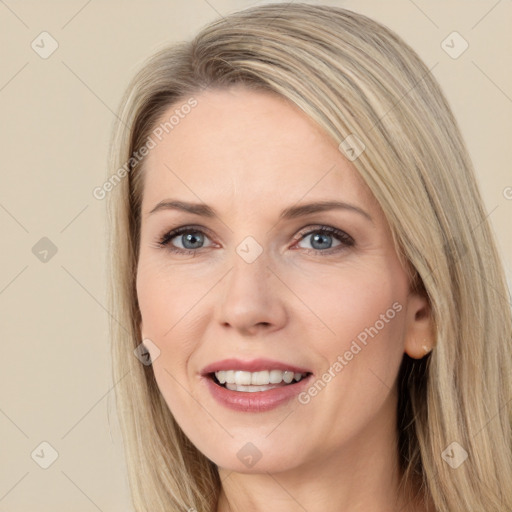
[209,370,312,392]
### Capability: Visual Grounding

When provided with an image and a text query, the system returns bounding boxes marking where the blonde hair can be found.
[106,3,512,511]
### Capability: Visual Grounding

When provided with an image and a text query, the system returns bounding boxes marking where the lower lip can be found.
[202,375,312,412]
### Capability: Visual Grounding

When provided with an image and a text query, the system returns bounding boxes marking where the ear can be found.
[403,292,436,359]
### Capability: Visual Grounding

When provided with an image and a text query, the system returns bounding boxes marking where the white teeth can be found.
[283,371,294,384]
[234,371,252,385]
[225,383,275,392]
[251,370,270,385]
[214,369,307,387]
[269,369,283,384]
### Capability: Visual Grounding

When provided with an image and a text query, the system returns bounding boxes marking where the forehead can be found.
[141,86,375,215]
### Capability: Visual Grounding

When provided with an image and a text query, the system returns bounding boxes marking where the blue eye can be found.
[156,225,354,256]
[158,227,213,255]
[296,226,354,254]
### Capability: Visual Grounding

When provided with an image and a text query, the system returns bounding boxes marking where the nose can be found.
[216,247,288,336]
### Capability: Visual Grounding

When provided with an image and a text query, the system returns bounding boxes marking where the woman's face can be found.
[136,85,431,473]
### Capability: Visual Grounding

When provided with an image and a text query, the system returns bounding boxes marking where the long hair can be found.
[106,3,512,511]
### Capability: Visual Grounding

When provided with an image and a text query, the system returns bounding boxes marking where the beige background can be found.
[1,1,511,510]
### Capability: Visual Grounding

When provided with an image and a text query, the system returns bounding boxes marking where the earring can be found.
[422,344,432,355]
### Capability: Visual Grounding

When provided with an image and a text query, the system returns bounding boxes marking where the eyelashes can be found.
[157,226,211,255]
[154,224,355,257]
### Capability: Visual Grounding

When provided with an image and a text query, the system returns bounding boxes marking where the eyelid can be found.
[156,224,215,248]
[292,225,355,254]
[295,224,353,242]
[155,223,355,254]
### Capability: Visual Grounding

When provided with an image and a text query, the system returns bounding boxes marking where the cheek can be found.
[136,258,202,389]
[134,251,410,466]
[136,256,203,337]
[293,262,407,404]
[296,262,407,408]
[136,263,203,426]
[291,261,406,344]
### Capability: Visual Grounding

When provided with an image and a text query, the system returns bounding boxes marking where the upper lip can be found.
[201,358,312,375]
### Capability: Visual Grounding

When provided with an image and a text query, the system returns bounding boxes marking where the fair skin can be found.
[136,85,435,512]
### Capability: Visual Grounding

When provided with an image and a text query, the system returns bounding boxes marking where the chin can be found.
[202,435,306,475]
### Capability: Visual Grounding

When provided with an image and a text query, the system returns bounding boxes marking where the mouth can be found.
[208,369,312,393]
[201,358,313,411]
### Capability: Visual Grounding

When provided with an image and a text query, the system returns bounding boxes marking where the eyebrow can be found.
[148,199,373,223]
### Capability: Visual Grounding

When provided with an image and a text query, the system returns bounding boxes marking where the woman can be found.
[106,3,512,511]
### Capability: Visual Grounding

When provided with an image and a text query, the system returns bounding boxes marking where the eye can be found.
[295,226,354,254]
[156,226,214,255]
[154,224,355,256]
